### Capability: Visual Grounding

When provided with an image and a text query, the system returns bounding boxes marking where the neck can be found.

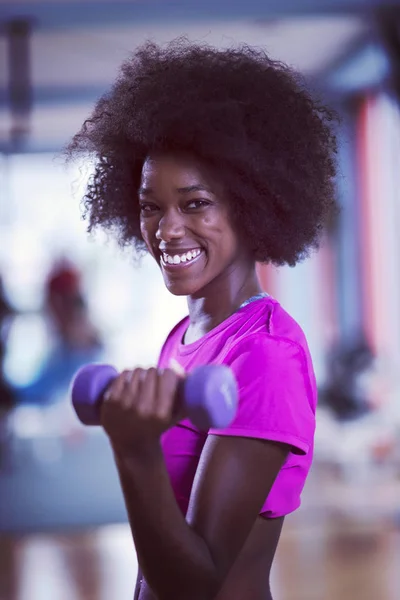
[185,263,262,343]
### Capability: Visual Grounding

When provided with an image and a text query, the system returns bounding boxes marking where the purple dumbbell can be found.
[71,363,238,431]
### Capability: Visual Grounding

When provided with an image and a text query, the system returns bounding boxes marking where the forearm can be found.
[113,443,219,600]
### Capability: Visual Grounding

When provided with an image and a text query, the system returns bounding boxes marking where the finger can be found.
[103,369,132,405]
[136,368,157,416]
[100,369,134,427]
[122,368,143,409]
[155,368,180,420]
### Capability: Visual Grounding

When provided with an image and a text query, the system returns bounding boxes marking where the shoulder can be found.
[227,297,312,373]
[232,296,309,349]
[220,299,317,427]
[266,298,310,349]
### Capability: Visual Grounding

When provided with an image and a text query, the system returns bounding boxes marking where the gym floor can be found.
[0,464,399,600]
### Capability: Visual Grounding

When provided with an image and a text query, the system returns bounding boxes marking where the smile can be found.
[160,248,204,269]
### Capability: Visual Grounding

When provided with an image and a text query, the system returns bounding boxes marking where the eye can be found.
[139,202,159,215]
[185,199,211,211]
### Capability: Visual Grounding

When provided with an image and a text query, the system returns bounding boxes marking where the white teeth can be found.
[162,249,202,265]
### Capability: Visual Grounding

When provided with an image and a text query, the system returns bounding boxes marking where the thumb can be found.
[169,358,186,378]
[169,359,187,424]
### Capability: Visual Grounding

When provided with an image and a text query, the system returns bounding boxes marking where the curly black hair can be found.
[66,38,339,266]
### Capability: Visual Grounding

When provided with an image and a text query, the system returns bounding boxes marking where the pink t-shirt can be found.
[158,296,317,518]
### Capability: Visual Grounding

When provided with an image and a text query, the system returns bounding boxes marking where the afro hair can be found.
[66,38,339,266]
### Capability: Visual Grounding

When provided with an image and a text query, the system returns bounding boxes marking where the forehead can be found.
[140,153,217,188]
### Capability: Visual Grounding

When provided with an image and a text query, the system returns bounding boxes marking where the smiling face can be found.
[139,153,254,297]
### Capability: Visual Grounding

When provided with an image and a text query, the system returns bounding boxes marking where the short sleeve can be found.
[208,334,316,455]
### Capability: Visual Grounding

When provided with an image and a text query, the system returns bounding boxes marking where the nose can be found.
[155,209,185,242]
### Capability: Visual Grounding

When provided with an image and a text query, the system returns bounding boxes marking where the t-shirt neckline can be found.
[178,294,271,355]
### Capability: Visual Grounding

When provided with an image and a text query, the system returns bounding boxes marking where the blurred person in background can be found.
[0,276,17,465]
[67,39,338,600]
[0,275,16,414]
[13,260,103,407]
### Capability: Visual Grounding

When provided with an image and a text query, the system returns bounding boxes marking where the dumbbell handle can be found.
[71,363,238,431]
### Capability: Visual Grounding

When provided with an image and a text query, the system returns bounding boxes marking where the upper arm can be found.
[186,434,289,580]
[186,335,315,582]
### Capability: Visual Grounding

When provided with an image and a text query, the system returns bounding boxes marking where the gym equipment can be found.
[71,363,238,430]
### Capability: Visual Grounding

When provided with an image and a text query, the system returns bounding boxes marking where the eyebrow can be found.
[138,184,213,196]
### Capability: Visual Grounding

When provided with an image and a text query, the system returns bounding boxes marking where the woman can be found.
[67,39,338,600]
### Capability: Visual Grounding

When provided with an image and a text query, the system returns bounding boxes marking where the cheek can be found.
[201,214,226,238]
[202,216,238,254]
[140,220,152,245]
[140,222,156,258]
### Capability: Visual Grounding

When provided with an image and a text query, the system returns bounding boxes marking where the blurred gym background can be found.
[1,1,400,599]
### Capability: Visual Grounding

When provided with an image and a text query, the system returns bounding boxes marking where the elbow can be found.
[190,560,223,600]
[173,586,220,600]
[161,571,222,600]
[191,577,221,600]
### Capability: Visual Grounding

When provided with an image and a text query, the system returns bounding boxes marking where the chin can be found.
[163,277,203,297]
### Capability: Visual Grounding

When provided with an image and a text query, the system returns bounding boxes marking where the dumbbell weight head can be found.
[71,363,118,426]
[184,364,238,430]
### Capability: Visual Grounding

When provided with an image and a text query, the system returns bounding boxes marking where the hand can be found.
[100,367,184,455]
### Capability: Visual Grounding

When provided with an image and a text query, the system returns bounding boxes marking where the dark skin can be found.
[101,154,290,600]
